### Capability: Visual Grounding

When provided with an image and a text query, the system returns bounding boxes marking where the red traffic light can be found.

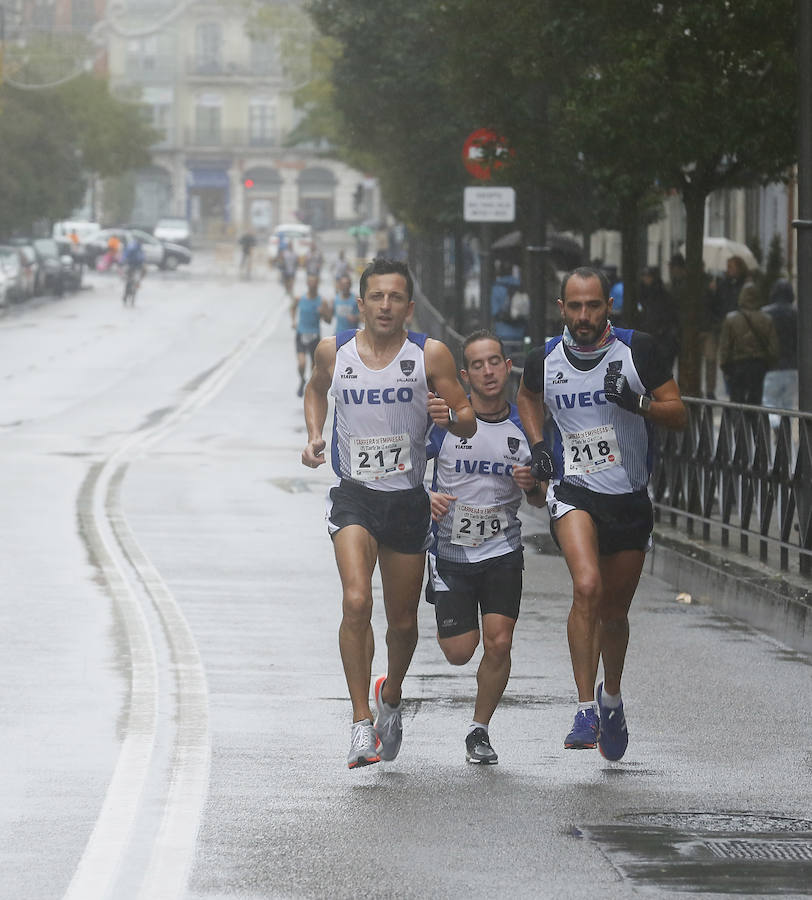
[244,178,255,188]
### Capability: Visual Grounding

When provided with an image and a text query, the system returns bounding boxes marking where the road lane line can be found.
[108,463,210,900]
[65,464,159,900]
[64,302,285,900]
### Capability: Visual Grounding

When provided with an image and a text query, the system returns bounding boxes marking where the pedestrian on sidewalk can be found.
[238,230,256,280]
[301,258,476,769]
[718,276,778,405]
[517,266,686,761]
[426,331,545,765]
[761,278,798,429]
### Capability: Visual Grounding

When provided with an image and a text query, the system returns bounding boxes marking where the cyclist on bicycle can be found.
[121,236,146,305]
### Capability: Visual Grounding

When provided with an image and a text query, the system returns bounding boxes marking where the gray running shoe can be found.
[373,675,403,761]
[465,727,498,764]
[347,719,380,769]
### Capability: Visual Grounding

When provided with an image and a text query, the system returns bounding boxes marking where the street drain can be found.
[577,812,812,894]
[703,838,812,862]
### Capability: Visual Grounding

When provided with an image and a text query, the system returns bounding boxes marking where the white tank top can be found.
[427,405,530,563]
[543,334,651,493]
[330,331,430,492]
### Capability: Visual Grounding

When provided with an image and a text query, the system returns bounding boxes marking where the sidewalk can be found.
[521,499,811,656]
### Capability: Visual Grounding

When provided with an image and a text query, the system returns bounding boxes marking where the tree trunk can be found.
[453,224,465,334]
[677,184,707,397]
[619,197,641,329]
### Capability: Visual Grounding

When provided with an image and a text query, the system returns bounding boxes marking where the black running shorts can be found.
[548,482,653,555]
[295,332,320,359]
[425,549,523,638]
[327,478,432,554]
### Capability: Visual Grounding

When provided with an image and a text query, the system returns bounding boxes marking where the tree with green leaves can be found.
[0,74,157,236]
[294,1,797,391]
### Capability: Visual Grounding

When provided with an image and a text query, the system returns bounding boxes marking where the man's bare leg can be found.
[555,510,603,701]
[376,545,425,706]
[473,613,516,725]
[597,550,645,694]
[333,525,378,722]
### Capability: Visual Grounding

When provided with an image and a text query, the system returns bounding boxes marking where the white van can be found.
[52,220,102,243]
[268,224,313,265]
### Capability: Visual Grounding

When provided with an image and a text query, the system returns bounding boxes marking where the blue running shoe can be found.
[564,707,599,749]
[597,682,628,761]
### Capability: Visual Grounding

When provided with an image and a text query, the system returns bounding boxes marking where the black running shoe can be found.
[465,727,498,764]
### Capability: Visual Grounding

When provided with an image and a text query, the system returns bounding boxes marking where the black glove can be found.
[530,441,554,482]
[604,372,641,414]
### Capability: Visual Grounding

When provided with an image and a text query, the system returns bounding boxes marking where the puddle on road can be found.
[524,532,561,556]
[269,477,318,494]
[576,812,812,894]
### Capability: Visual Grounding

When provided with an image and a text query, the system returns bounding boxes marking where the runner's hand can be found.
[603,372,641,413]
[302,438,326,468]
[427,393,453,427]
[511,464,537,492]
[429,490,456,522]
[530,441,554,481]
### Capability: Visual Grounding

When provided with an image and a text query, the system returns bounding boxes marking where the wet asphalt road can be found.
[0,256,810,900]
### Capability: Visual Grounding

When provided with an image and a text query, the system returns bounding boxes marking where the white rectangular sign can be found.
[463,186,516,222]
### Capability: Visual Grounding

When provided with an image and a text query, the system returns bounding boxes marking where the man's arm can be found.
[424,339,476,439]
[646,379,687,430]
[290,295,298,328]
[516,375,555,482]
[511,464,547,507]
[302,337,337,468]
[516,377,546,446]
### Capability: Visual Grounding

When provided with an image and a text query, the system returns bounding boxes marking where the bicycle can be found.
[122,265,142,306]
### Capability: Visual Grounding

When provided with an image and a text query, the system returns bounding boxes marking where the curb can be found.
[647,527,811,657]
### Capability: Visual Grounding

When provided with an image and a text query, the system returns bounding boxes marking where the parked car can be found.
[86,228,192,271]
[29,238,82,294]
[0,265,10,306]
[153,218,191,248]
[0,246,25,301]
[268,223,314,265]
[7,241,45,296]
[10,245,37,298]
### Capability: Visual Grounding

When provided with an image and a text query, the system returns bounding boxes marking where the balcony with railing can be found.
[183,128,279,149]
[185,57,285,80]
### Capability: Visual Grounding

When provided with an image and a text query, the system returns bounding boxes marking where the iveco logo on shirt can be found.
[552,371,568,384]
[554,391,608,409]
[400,360,415,375]
[341,366,358,379]
[454,459,515,476]
[341,387,414,404]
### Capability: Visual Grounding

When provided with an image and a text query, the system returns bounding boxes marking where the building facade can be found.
[105,0,370,237]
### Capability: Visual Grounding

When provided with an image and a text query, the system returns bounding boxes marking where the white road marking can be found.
[63,302,286,900]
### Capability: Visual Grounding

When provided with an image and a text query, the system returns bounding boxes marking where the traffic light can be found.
[244,178,255,189]
[353,183,363,212]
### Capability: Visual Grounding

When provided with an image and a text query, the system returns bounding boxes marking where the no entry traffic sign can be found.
[462,128,513,181]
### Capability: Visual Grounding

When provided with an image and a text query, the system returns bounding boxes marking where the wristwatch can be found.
[638,394,652,414]
[447,407,458,426]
